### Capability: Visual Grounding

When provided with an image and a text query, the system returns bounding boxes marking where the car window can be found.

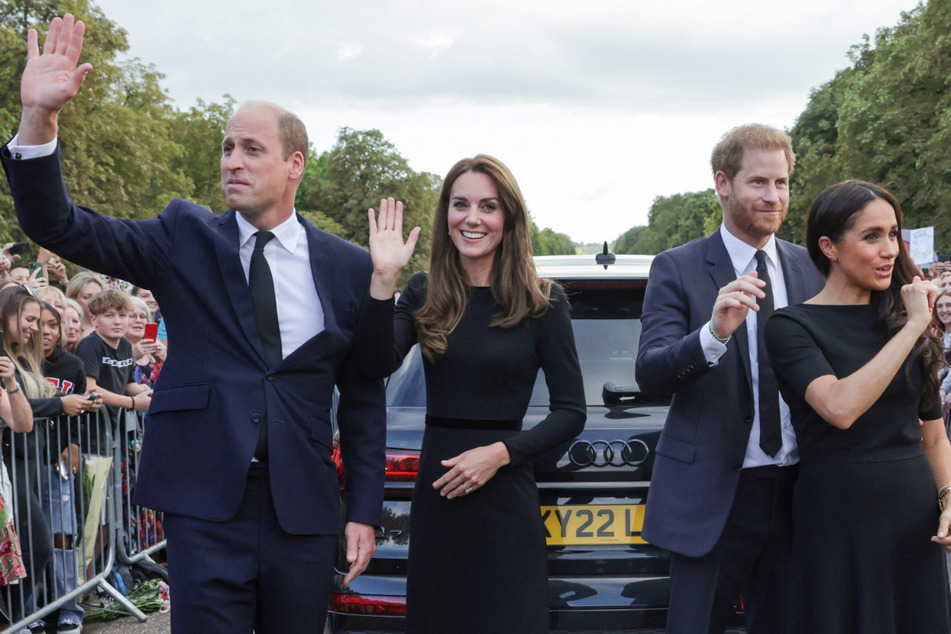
[530,281,644,406]
[385,279,647,408]
[386,345,426,407]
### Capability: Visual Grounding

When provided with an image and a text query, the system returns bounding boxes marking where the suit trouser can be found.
[164,463,337,634]
[666,464,797,634]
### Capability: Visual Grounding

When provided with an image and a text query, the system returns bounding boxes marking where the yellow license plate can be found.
[541,504,647,546]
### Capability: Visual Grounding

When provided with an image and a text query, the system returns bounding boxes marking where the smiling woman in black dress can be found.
[362,155,586,633]
[765,180,951,633]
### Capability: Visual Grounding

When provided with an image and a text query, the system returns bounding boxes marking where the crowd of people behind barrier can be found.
[0,247,166,632]
[933,262,951,431]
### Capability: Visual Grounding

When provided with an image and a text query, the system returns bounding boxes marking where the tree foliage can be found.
[786,1,951,254]
[531,222,574,255]
[297,127,440,285]
[614,189,720,254]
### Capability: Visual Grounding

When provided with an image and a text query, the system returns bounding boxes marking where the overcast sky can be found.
[93,0,922,244]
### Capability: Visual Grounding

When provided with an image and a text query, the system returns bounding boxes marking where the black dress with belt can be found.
[365,272,586,633]
[766,304,950,633]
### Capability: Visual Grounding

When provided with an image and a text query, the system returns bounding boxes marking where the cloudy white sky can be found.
[94,0,922,244]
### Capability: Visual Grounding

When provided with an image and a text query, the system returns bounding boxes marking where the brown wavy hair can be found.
[0,286,55,398]
[806,179,946,407]
[415,155,552,363]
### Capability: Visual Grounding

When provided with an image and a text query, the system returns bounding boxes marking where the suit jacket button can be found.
[267,376,275,382]
[734,463,742,471]
[743,415,753,424]
[251,414,262,423]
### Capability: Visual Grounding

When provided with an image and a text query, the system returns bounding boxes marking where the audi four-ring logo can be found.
[567,439,650,467]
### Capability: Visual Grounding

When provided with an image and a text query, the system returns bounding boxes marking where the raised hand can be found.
[18,14,93,145]
[709,273,766,341]
[367,197,420,300]
[45,254,69,285]
[901,275,938,335]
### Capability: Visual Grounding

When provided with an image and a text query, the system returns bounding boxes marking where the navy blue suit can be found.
[2,145,386,631]
[636,231,824,632]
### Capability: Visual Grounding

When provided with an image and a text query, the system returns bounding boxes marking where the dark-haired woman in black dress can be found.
[765,180,951,633]
[362,155,586,633]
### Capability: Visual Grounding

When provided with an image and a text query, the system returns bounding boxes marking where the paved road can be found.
[56,552,951,631]
[83,610,170,633]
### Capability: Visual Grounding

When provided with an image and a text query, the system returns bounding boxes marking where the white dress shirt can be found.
[699,225,798,468]
[235,212,324,359]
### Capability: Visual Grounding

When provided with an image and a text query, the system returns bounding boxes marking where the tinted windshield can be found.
[386,280,646,408]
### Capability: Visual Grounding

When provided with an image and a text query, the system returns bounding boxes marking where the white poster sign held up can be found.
[909,227,935,267]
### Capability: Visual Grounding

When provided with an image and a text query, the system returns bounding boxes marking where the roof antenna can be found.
[595,241,615,269]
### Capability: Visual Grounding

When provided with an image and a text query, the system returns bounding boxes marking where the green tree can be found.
[788,0,951,255]
[530,221,574,255]
[299,128,440,284]
[0,0,235,247]
[614,226,646,254]
[614,189,719,255]
[781,71,851,245]
[167,97,236,211]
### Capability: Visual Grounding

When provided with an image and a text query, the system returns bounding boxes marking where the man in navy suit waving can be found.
[2,15,386,633]
[636,124,825,633]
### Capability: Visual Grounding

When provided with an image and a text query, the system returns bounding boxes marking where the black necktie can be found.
[755,250,781,457]
[249,230,282,460]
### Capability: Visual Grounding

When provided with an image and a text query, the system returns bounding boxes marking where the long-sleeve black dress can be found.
[363,272,586,633]
[765,304,950,633]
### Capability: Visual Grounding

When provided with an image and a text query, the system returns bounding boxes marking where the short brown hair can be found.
[711,124,795,181]
[86,289,133,316]
[234,101,309,163]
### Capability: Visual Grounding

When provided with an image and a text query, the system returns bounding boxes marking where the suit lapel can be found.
[704,232,752,388]
[214,210,270,366]
[300,215,337,334]
[777,240,808,304]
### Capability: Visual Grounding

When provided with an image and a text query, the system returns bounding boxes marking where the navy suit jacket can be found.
[1,145,386,535]
[635,230,824,557]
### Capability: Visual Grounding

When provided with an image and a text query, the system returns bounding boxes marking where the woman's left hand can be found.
[368,198,420,275]
[0,357,17,389]
[932,508,951,553]
[367,198,420,300]
[133,338,161,362]
[434,442,511,499]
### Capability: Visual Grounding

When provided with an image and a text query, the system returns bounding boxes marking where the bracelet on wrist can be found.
[708,322,731,345]
[938,485,951,511]
[130,394,136,410]
[6,385,20,395]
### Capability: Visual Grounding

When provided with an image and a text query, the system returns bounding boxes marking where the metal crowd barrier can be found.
[0,407,166,632]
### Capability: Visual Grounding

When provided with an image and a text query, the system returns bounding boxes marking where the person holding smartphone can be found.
[126,295,164,388]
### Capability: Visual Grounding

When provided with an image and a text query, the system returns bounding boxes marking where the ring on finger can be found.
[462,484,473,494]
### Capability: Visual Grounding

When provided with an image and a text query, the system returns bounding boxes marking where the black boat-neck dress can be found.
[375,272,586,633]
[765,303,950,633]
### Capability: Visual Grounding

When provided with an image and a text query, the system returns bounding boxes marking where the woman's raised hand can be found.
[902,276,938,334]
[367,197,420,300]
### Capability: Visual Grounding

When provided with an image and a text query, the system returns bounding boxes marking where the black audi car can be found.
[326,252,743,633]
